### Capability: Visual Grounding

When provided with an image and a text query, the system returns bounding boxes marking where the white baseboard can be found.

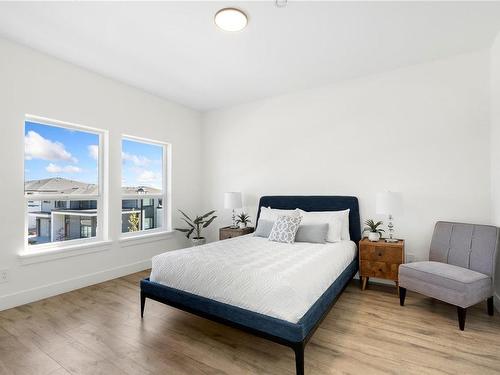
[0,259,151,312]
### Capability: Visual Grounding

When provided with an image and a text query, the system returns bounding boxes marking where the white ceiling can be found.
[0,1,500,111]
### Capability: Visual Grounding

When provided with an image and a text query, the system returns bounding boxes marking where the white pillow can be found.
[258,207,299,223]
[297,209,350,242]
[338,209,350,240]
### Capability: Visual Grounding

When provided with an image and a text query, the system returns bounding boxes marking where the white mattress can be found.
[150,235,357,323]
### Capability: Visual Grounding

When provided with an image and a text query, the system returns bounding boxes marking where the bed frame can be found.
[140,196,361,375]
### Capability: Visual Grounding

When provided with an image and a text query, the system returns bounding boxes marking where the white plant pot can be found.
[368,232,380,242]
[191,237,206,246]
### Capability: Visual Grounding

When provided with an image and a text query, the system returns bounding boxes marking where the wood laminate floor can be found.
[0,270,499,375]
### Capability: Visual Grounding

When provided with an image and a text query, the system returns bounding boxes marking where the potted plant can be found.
[235,212,251,228]
[363,219,385,242]
[175,209,217,246]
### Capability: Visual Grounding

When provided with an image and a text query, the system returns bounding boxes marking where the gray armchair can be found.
[399,221,499,330]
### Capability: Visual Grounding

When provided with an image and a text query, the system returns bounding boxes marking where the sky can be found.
[24,121,163,190]
[25,121,99,185]
[122,138,163,190]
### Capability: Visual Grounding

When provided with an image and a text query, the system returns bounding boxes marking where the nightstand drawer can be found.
[360,261,399,280]
[220,232,235,240]
[359,238,405,292]
[219,226,254,241]
[360,246,403,263]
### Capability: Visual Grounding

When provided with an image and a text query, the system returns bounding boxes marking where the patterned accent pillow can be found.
[268,215,302,244]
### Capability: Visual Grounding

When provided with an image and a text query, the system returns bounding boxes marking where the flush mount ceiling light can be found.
[214,8,248,32]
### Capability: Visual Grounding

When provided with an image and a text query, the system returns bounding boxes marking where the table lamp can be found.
[376,191,403,243]
[224,192,242,229]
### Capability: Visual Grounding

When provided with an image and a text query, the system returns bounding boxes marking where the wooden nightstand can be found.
[219,226,254,240]
[359,238,405,294]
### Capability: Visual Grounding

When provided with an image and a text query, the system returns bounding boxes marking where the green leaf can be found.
[186,228,194,238]
[203,216,217,228]
[178,209,193,224]
[364,218,384,231]
[199,210,216,220]
[237,212,251,223]
[181,218,195,228]
[175,228,190,232]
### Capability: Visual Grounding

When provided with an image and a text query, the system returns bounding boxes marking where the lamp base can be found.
[385,238,399,243]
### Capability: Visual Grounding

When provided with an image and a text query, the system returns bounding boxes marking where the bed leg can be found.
[293,342,305,375]
[140,291,146,318]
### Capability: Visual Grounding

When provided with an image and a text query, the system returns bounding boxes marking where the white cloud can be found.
[88,145,99,160]
[122,152,151,167]
[137,170,161,183]
[46,163,82,174]
[63,165,82,173]
[25,131,77,163]
[46,163,61,173]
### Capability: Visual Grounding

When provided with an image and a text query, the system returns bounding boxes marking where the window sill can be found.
[18,240,113,265]
[119,230,175,248]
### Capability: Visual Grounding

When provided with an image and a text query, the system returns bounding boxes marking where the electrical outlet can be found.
[406,253,415,263]
[0,269,9,284]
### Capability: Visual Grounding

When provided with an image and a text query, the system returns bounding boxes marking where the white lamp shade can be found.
[224,192,242,209]
[376,192,403,215]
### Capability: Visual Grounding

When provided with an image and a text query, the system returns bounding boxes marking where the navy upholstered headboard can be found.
[256,196,361,244]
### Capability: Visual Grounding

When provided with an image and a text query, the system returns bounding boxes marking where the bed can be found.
[140,196,361,375]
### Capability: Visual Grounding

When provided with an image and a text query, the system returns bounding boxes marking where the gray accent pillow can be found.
[295,224,329,244]
[268,215,302,244]
[254,219,274,238]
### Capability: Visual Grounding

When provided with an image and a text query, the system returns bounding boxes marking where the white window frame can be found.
[23,115,108,253]
[120,135,171,238]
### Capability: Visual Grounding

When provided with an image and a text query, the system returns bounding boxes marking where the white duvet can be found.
[150,235,356,323]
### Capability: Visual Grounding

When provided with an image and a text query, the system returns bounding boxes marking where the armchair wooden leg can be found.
[141,291,146,318]
[457,306,466,331]
[399,287,406,306]
[487,297,494,316]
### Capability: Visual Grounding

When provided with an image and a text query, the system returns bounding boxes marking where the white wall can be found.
[202,50,492,264]
[0,35,497,311]
[0,37,202,310]
[491,32,500,308]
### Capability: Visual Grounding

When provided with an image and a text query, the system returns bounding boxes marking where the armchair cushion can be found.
[399,261,492,308]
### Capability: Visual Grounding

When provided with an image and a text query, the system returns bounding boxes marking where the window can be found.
[121,137,168,236]
[55,200,67,209]
[24,116,105,249]
[80,217,94,238]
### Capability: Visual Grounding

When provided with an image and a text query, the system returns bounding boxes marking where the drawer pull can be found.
[378,252,382,256]
[379,268,382,272]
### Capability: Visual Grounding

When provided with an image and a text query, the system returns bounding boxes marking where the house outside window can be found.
[121,136,169,236]
[24,116,106,249]
[55,201,67,209]
[80,217,94,238]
